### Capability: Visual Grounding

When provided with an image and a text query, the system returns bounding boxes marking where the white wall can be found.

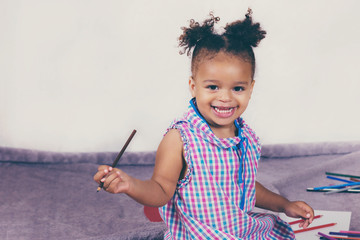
[1,0,359,152]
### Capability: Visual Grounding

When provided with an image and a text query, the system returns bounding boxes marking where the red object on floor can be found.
[144,206,163,222]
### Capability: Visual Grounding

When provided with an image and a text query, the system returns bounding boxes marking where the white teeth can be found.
[214,107,233,114]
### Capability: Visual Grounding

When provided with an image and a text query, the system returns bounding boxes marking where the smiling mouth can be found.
[212,106,237,117]
[213,106,234,114]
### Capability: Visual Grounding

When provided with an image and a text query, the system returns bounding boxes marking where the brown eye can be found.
[207,85,218,90]
[234,86,244,92]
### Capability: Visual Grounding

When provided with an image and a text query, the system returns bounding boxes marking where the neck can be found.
[210,124,237,139]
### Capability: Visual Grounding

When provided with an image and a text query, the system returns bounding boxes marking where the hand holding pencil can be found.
[93,130,136,193]
[94,165,133,194]
[283,200,315,229]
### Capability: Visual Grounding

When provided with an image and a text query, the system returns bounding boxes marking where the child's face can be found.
[189,52,254,134]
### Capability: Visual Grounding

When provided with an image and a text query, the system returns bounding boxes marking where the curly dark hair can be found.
[179,8,266,79]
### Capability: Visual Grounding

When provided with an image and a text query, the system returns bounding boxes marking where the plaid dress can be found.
[159,99,295,239]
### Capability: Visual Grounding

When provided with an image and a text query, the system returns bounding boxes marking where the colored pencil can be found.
[97,129,137,192]
[320,236,360,240]
[325,185,360,195]
[318,232,338,240]
[327,176,356,183]
[289,215,322,225]
[326,172,360,179]
[350,178,360,182]
[313,182,360,191]
[307,188,360,193]
[329,232,360,237]
[293,223,336,234]
[341,231,360,234]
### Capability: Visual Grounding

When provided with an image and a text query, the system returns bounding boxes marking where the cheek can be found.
[237,95,251,107]
[194,88,207,98]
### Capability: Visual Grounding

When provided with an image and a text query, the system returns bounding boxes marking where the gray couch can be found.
[0,142,359,240]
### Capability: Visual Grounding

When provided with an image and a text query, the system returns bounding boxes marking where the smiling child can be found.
[94,9,314,239]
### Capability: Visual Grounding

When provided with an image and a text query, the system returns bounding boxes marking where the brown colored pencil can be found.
[97,129,137,192]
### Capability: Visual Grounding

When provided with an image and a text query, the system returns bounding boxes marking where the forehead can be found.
[194,52,252,80]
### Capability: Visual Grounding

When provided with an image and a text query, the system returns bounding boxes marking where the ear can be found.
[189,77,196,97]
[249,80,255,98]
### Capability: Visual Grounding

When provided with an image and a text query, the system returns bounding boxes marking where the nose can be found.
[219,89,232,102]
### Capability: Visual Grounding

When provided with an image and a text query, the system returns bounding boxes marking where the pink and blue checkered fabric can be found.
[159,100,295,239]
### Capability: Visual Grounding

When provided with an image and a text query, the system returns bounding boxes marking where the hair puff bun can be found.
[224,8,266,48]
[178,8,266,78]
[178,12,220,56]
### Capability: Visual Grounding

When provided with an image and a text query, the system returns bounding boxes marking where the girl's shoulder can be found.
[166,118,188,134]
[166,113,195,134]
[163,117,193,144]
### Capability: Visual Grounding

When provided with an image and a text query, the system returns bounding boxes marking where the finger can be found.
[93,170,106,183]
[94,165,115,182]
[308,209,315,223]
[297,202,313,219]
[105,177,120,193]
[106,173,129,193]
[297,203,314,227]
[97,165,111,171]
[93,167,111,183]
[306,212,313,224]
[302,219,310,228]
[298,217,311,228]
[299,221,304,228]
[300,203,314,223]
[103,170,121,190]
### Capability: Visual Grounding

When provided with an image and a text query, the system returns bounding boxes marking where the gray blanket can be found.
[0,142,359,240]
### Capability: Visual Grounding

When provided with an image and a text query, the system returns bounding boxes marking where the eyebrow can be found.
[203,80,250,84]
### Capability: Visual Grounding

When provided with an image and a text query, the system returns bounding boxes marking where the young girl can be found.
[94,9,314,239]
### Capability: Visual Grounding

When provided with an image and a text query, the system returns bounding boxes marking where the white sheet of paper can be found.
[279,210,352,240]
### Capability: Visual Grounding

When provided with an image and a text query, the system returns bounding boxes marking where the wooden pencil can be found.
[318,232,338,240]
[97,129,137,192]
[294,223,336,234]
[325,185,360,195]
[289,215,322,225]
[326,172,360,179]
[307,188,360,193]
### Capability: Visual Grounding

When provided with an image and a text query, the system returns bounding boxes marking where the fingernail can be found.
[104,169,108,173]
[101,178,105,182]
[306,213,310,218]
[109,167,113,171]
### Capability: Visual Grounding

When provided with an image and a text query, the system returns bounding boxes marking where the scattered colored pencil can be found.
[293,223,336,234]
[318,232,338,240]
[313,182,360,191]
[329,232,360,237]
[325,185,360,195]
[97,129,137,192]
[327,176,356,183]
[320,236,360,240]
[341,231,360,234]
[306,188,360,193]
[289,215,322,225]
[326,172,360,179]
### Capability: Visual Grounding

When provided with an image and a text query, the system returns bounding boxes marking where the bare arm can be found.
[255,181,315,228]
[255,181,290,212]
[93,129,184,207]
